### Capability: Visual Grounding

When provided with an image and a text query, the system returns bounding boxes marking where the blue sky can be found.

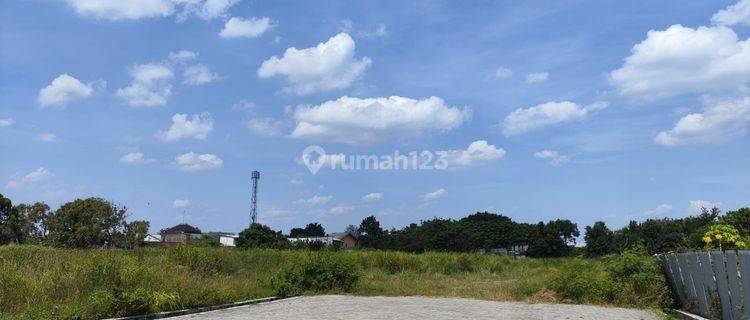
[1,0,749,235]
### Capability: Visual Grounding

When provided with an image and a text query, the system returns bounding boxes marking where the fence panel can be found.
[740,251,750,319]
[662,250,747,320]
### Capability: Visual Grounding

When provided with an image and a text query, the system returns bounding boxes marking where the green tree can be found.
[13,202,51,243]
[584,221,614,257]
[303,222,325,237]
[0,194,13,244]
[289,227,305,237]
[236,223,290,249]
[124,220,150,247]
[526,220,579,257]
[720,207,750,236]
[358,215,384,248]
[46,198,128,248]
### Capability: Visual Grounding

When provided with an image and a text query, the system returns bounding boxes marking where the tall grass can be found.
[0,245,672,319]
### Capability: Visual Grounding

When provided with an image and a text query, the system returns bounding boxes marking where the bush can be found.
[274,254,361,297]
[545,246,673,308]
[547,259,614,304]
[606,246,672,308]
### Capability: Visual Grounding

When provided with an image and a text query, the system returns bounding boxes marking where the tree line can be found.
[0,194,149,248]
[2,193,747,257]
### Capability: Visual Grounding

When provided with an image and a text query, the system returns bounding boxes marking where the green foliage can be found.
[612,207,719,254]
[46,198,129,248]
[546,246,672,309]
[236,223,290,249]
[720,207,750,236]
[274,254,361,297]
[358,213,579,257]
[702,223,747,250]
[585,221,614,257]
[188,235,221,247]
[606,246,673,308]
[526,220,579,258]
[304,223,325,237]
[1,245,677,319]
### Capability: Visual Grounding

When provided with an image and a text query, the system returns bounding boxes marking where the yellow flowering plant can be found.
[703,224,747,250]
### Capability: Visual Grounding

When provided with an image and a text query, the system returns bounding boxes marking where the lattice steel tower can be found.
[250,171,260,225]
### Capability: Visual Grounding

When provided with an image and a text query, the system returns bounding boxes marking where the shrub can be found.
[546,259,614,303]
[274,254,361,297]
[702,224,747,250]
[606,246,672,308]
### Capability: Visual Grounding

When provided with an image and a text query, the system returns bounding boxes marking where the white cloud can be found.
[291,96,470,145]
[174,152,223,172]
[712,0,750,26]
[243,118,284,137]
[366,23,388,37]
[689,200,721,213]
[38,74,93,108]
[289,179,303,185]
[66,0,238,21]
[341,20,388,38]
[491,67,513,79]
[642,204,673,216]
[610,25,750,100]
[173,199,191,208]
[437,140,506,168]
[295,195,332,206]
[219,16,274,38]
[525,72,549,84]
[501,101,606,136]
[168,50,199,62]
[65,0,175,20]
[330,205,356,215]
[0,118,14,127]
[422,188,446,201]
[232,100,255,110]
[258,33,372,94]
[158,113,214,141]
[116,63,173,107]
[182,0,239,20]
[36,133,58,142]
[533,150,570,166]
[362,192,383,202]
[655,96,750,146]
[182,64,219,85]
[6,167,52,188]
[119,152,156,165]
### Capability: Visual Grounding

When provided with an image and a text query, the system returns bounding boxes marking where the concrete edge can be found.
[669,309,709,320]
[105,296,294,320]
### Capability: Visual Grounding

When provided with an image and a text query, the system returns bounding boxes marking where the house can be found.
[288,232,358,250]
[330,232,357,250]
[160,224,202,247]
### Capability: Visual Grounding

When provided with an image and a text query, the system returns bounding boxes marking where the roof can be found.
[206,231,239,238]
[143,234,162,242]
[161,224,202,234]
[331,232,357,240]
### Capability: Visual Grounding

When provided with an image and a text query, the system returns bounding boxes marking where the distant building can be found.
[160,224,202,247]
[143,234,162,246]
[330,232,357,250]
[205,232,239,247]
[288,232,357,250]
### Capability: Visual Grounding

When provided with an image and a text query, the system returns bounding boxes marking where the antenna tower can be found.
[250,171,260,224]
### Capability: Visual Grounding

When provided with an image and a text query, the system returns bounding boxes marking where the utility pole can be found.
[250,171,260,225]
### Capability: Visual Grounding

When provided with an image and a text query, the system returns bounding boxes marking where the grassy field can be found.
[0,245,673,319]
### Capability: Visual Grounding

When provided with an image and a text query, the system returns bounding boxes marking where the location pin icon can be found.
[302,145,326,174]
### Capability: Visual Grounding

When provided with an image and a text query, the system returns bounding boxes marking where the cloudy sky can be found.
[1,0,749,234]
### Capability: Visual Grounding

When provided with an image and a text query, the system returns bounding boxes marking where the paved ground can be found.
[171,295,659,320]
